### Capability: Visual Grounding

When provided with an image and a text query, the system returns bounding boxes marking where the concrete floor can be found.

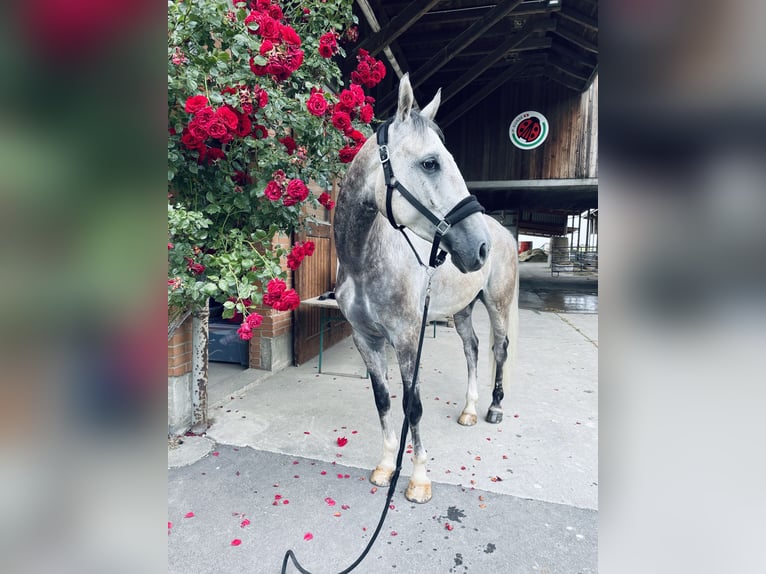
[169,262,598,573]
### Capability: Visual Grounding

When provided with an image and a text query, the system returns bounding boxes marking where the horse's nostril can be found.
[478,242,488,263]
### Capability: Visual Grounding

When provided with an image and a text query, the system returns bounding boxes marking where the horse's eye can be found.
[421,158,439,172]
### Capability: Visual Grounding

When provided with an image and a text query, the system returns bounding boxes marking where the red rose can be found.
[259,16,280,40]
[186,258,205,275]
[206,118,228,140]
[268,60,291,82]
[282,196,299,207]
[268,5,283,20]
[279,136,297,155]
[185,95,208,114]
[348,129,366,144]
[280,24,301,46]
[359,104,374,124]
[216,106,240,131]
[350,84,365,105]
[272,289,300,312]
[255,87,269,108]
[339,144,360,164]
[260,39,274,54]
[303,241,315,256]
[287,251,302,270]
[318,191,335,210]
[267,278,286,296]
[249,56,268,76]
[194,107,215,125]
[331,111,352,132]
[237,323,253,341]
[204,147,226,164]
[252,124,268,139]
[181,128,203,149]
[264,180,283,201]
[319,43,334,58]
[306,92,328,116]
[286,179,308,201]
[236,114,252,137]
[244,11,262,34]
[338,89,356,110]
[245,312,263,329]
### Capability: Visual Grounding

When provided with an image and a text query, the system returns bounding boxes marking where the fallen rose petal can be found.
[168,522,172,529]
[460,466,466,470]
[390,531,398,536]
[240,519,250,528]
[445,523,454,531]
[352,430,358,434]
[293,461,300,465]
[184,512,195,518]
[479,504,487,509]
[283,500,290,504]
[341,504,350,510]
[337,473,344,479]
[502,455,509,460]
[275,494,282,500]
[344,474,350,479]
[212,451,220,457]
[333,512,342,517]
[325,497,336,506]
[478,495,485,501]
[389,504,395,510]
[370,487,378,494]
[337,437,348,447]
[304,431,311,434]
[303,533,313,541]
[231,539,242,546]
[320,471,327,475]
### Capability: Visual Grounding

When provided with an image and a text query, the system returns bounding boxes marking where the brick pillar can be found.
[248,233,294,371]
[168,313,193,434]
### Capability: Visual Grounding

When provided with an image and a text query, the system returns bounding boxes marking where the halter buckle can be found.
[378,145,390,164]
[435,220,451,235]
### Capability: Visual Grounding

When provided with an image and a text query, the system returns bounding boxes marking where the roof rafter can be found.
[375,0,526,112]
[354,0,441,58]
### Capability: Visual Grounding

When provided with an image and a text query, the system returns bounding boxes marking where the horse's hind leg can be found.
[351,331,398,487]
[454,302,480,427]
[482,297,512,424]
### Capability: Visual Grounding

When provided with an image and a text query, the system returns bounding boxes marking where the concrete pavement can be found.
[168,262,598,573]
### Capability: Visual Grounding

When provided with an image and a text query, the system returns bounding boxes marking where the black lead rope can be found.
[281,278,433,574]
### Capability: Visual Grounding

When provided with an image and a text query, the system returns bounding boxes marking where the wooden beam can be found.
[440,19,548,105]
[440,62,529,129]
[550,41,598,68]
[375,0,525,112]
[547,58,590,82]
[544,64,587,91]
[466,178,598,191]
[418,1,560,25]
[556,6,598,32]
[553,27,598,54]
[354,0,441,58]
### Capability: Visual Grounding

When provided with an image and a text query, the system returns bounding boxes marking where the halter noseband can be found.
[376,119,485,268]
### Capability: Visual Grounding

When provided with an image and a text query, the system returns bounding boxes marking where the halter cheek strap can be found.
[376,119,485,268]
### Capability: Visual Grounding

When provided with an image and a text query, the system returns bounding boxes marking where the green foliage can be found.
[167,0,365,314]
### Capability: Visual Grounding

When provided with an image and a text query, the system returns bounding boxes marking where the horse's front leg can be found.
[453,304,480,426]
[351,332,398,487]
[395,344,432,504]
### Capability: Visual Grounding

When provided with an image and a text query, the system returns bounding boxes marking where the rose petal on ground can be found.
[303,533,313,541]
[184,512,195,518]
[168,522,172,529]
[341,504,350,510]
[212,451,220,457]
[275,494,282,500]
[337,437,348,447]
[390,531,398,536]
[445,523,454,531]
[304,431,311,434]
[320,470,327,475]
[324,497,336,506]
[231,539,242,546]
[282,500,290,504]
[370,487,378,494]
[333,512,342,517]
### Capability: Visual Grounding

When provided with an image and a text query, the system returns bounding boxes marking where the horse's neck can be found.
[335,143,387,269]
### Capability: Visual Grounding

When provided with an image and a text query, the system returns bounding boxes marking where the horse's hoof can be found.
[405,481,432,504]
[485,408,503,424]
[458,412,478,426]
[370,466,394,487]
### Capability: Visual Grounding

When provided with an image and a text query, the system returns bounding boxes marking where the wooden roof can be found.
[351,0,598,119]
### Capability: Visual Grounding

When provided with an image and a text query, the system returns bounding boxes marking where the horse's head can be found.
[375,74,491,273]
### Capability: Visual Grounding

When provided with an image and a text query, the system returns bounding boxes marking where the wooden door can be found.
[293,184,351,365]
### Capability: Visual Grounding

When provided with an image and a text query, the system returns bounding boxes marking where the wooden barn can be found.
[292,0,598,365]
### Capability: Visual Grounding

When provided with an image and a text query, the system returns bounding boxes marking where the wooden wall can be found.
[441,75,598,181]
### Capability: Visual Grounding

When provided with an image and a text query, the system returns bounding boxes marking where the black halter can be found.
[376,119,485,268]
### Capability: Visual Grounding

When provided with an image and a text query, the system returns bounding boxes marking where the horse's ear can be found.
[420,88,441,122]
[396,73,414,123]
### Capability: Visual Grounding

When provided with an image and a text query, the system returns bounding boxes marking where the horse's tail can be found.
[488,261,519,392]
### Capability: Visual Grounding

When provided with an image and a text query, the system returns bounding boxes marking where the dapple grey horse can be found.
[334,74,519,503]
